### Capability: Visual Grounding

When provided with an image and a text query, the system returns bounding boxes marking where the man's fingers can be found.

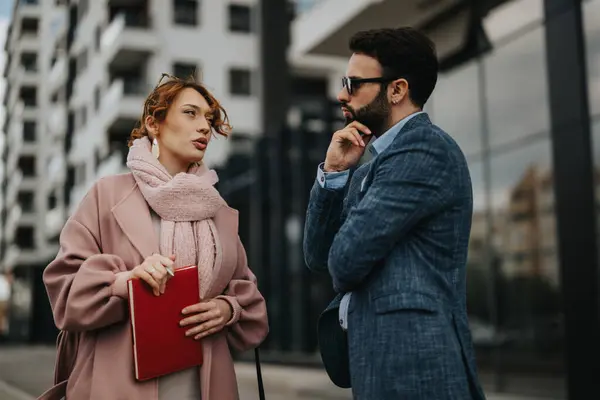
[337,129,364,147]
[348,121,372,136]
[348,128,366,147]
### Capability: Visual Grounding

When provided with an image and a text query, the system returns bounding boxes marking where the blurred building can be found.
[1,0,66,342]
[2,0,600,398]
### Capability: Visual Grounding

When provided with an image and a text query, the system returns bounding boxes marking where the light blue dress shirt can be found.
[315,111,424,331]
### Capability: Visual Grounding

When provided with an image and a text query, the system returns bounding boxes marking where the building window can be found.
[48,192,58,209]
[18,191,35,213]
[18,155,36,177]
[95,25,102,51]
[173,62,198,80]
[20,52,37,72]
[16,226,35,249]
[80,106,87,128]
[78,0,89,21]
[20,17,38,36]
[23,121,36,142]
[229,68,252,96]
[20,86,37,107]
[229,4,252,33]
[173,0,198,26]
[77,49,88,74]
[94,87,101,111]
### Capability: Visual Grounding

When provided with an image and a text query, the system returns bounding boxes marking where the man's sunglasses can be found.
[341,76,398,96]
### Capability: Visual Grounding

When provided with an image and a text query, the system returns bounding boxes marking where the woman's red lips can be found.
[192,138,208,150]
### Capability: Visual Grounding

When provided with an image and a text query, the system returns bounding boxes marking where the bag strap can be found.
[255,347,265,400]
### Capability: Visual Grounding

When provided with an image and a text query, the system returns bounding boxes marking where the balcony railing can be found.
[48,103,67,136]
[5,170,23,210]
[48,56,67,91]
[101,78,147,129]
[45,207,64,237]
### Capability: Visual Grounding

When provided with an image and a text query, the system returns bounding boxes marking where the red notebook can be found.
[127,265,203,381]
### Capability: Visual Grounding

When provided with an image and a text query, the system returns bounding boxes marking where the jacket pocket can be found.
[373,292,440,314]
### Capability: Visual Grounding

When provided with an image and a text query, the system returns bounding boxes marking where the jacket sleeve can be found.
[43,181,132,332]
[302,180,346,273]
[215,237,269,352]
[328,129,455,293]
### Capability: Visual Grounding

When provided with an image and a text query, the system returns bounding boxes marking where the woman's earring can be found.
[151,137,160,159]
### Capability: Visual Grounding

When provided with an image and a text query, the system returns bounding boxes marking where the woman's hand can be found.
[180,299,233,340]
[130,254,175,296]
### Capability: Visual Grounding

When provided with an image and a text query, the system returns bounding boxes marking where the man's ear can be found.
[390,78,409,105]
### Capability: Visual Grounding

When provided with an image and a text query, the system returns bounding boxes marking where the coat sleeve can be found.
[215,237,269,352]
[43,181,133,332]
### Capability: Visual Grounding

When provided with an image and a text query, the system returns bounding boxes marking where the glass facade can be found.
[429,1,565,397]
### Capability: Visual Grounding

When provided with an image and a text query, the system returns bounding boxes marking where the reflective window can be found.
[465,162,492,328]
[483,0,543,44]
[431,61,482,157]
[484,26,551,150]
[488,138,564,398]
[584,0,600,116]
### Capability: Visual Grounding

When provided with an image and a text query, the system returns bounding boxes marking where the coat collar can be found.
[110,178,239,297]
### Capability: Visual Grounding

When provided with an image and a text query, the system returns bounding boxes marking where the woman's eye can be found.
[185,110,196,116]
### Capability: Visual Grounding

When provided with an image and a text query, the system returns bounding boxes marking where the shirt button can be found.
[320,177,324,182]
[339,319,343,324]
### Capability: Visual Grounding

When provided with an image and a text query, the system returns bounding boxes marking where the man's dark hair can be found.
[349,27,438,108]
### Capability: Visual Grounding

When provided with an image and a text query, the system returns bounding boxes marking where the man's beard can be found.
[342,87,390,137]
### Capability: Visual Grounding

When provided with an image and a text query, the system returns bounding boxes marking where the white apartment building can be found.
[1,0,67,277]
[65,0,261,211]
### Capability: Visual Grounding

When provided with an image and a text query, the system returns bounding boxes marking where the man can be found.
[303,27,486,399]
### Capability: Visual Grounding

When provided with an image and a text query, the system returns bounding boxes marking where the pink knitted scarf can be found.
[126,137,226,296]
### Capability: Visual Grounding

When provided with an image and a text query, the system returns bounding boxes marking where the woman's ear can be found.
[144,115,159,139]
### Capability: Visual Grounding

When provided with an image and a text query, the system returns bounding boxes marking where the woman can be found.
[40,74,268,400]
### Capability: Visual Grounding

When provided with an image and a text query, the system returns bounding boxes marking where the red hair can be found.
[128,76,231,146]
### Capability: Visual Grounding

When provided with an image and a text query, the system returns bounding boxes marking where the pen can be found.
[166,267,174,277]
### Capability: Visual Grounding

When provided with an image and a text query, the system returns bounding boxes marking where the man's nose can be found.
[337,87,349,103]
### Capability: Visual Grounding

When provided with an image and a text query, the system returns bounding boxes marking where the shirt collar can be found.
[369,111,425,157]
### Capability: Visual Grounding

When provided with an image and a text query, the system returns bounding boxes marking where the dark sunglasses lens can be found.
[342,78,353,95]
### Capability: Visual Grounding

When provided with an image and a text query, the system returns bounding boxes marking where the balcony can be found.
[47,153,66,186]
[2,245,21,271]
[4,205,22,244]
[101,77,146,133]
[47,103,67,138]
[291,0,479,65]
[5,170,23,210]
[48,55,67,94]
[101,12,157,71]
[45,207,65,238]
[7,102,24,151]
[8,119,24,158]
[96,152,126,180]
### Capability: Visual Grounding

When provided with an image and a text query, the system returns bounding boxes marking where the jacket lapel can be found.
[111,185,159,259]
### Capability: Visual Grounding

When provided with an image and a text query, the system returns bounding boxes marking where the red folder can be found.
[127,265,203,381]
